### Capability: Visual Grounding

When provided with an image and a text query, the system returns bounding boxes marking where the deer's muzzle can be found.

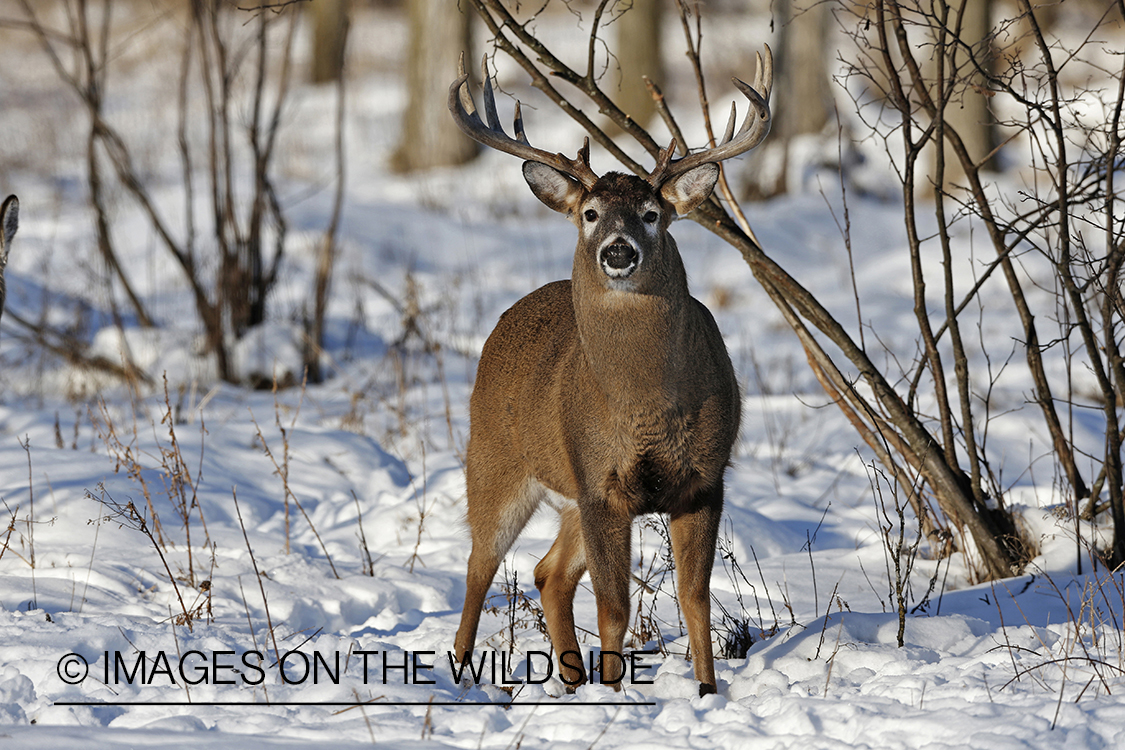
[600,242,639,278]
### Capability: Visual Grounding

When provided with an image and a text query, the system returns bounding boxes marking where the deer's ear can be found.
[660,163,720,215]
[523,161,585,215]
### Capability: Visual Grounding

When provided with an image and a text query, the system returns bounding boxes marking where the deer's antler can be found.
[647,45,774,186]
[449,54,599,189]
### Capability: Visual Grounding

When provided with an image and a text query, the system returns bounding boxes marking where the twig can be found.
[93,487,193,630]
[233,488,282,665]
[250,409,340,578]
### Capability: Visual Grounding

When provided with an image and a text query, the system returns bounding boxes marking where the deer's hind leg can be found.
[454,460,544,662]
[534,502,587,689]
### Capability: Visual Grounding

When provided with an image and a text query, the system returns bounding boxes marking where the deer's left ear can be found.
[660,163,720,215]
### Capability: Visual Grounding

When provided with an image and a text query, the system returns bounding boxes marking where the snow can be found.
[0,2,1122,748]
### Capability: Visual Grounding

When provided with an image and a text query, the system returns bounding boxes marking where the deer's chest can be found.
[610,411,718,515]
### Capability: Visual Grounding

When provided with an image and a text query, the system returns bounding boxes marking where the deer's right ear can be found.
[523,161,585,215]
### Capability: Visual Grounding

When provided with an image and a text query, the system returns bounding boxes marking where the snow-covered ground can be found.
[0,2,1122,748]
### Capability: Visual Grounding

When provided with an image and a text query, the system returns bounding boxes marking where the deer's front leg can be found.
[578,489,633,690]
[669,483,724,696]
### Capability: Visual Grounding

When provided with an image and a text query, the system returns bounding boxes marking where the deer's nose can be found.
[601,242,638,270]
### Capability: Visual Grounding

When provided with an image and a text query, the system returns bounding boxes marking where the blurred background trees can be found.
[0,0,1121,573]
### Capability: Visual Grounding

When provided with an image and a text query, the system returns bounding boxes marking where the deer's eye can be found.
[584,209,598,222]
[643,210,659,224]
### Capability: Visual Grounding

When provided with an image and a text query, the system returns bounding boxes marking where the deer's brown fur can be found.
[453,168,740,695]
[447,50,770,696]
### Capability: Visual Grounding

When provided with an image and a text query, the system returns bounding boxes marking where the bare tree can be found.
[835,0,1122,567]
[391,0,477,172]
[11,0,153,330]
[8,0,343,386]
[307,42,348,383]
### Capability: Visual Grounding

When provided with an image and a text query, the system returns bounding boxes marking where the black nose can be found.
[601,243,637,270]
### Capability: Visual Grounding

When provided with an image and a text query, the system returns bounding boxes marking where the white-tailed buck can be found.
[449,51,771,696]
[0,195,18,326]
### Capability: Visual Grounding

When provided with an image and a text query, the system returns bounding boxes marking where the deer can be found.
[0,195,18,327]
[448,50,771,697]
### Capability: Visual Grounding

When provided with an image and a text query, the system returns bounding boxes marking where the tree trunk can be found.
[613,0,663,128]
[391,0,476,172]
[936,0,995,190]
[310,0,349,85]
[744,0,831,198]
[776,1,831,139]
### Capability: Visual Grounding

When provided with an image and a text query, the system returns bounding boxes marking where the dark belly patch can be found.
[628,453,697,515]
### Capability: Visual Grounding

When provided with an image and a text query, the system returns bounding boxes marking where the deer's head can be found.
[449,53,772,297]
[522,165,716,294]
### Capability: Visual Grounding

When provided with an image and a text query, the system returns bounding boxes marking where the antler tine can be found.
[729,76,769,134]
[456,53,478,121]
[720,101,737,146]
[576,138,591,171]
[448,54,599,188]
[480,56,503,132]
[753,46,773,103]
[654,44,774,183]
[513,101,529,145]
[646,139,679,187]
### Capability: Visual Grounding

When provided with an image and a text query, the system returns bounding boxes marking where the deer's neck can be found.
[573,275,697,412]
